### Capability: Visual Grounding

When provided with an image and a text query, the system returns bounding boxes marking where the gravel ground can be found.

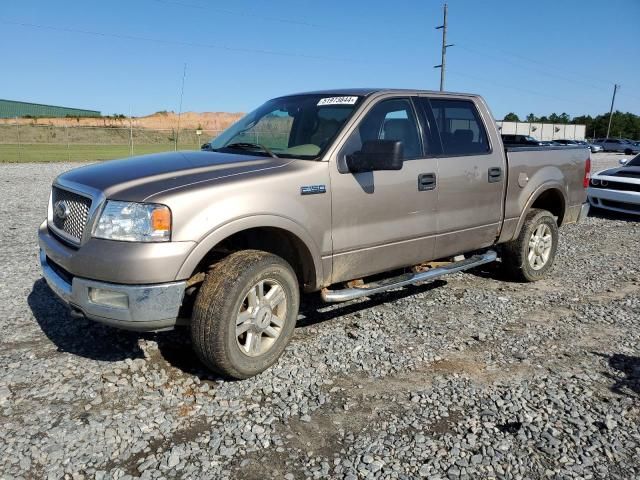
[1,152,638,479]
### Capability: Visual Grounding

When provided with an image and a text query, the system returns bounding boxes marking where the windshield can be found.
[627,153,640,166]
[209,94,362,159]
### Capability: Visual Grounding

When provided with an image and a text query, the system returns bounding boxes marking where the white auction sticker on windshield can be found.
[317,96,359,106]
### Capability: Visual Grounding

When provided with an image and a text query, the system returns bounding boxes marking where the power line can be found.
[0,19,351,62]
[456,44,610,93]
[151,0,324,28]
[454,38,614,89]
[447,69,605,114]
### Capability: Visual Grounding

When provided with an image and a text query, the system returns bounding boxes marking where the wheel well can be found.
[194,227,317,291]
[530,188,566,225]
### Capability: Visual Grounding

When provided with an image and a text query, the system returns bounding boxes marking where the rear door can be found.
[416,96,506,258]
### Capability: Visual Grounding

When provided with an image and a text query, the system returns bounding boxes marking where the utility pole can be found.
[605,84,619,139]
[129,105,134,157]
[175,63,187,151]
[434,4,454,91]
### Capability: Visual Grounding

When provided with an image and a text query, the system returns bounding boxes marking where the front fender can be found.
[176,214,326,288]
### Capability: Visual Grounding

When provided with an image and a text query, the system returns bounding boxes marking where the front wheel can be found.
[501,209,559,282]
[191,250,300,379]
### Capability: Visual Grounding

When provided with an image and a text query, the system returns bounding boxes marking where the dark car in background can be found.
[501,134,550,147]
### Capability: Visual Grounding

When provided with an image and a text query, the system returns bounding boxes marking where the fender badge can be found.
[300,185,326,195]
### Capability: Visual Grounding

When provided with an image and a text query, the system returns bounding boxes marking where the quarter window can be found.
[427,99,490,155]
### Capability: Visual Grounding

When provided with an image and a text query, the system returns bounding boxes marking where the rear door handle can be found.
[488,167,503,183]
[418,173,436,191]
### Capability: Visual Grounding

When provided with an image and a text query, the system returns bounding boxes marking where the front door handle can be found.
[418,173,436,191]
[488,167,503,183]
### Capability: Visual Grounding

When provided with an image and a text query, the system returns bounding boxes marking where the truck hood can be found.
[56,151,293,201]
[596,166,640,180]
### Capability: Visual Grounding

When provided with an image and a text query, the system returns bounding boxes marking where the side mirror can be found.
[619,158,628,165]
[346,140,404,173]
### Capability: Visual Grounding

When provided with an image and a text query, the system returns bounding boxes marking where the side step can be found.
[321,250,497,303]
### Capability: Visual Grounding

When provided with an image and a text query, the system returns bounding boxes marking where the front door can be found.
[329,97,438,283]
[417,96,506,258]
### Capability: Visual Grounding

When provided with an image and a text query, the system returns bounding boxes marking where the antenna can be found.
[175,63,187,151]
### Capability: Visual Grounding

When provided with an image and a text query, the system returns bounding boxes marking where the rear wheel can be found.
[191,250,300,379]
[501,209,559,282]
[624,148,633,155]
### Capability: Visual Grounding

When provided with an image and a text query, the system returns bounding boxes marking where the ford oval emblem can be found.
[54,200,70,220]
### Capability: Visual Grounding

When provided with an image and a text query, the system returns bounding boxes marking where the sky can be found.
[1,0,639,119]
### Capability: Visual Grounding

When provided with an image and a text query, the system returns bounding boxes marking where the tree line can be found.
[502,111,640,140]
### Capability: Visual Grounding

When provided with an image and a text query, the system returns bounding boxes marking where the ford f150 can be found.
[39,88,591,378]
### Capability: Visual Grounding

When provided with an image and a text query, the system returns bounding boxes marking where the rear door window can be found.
[420,99,491,155]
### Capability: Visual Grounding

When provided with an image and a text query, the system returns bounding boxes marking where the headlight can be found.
[590,178,599,186]
[93,201,171,242]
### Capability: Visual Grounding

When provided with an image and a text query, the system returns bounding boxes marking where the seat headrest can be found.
[383,119,411,140]
[454,129,474,144]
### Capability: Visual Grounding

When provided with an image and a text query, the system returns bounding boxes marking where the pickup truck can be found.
[39,88,591,379]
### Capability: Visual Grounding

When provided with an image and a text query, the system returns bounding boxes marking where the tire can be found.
[501,209,559,282]
[191,250,300,379]
[624,148,633,155]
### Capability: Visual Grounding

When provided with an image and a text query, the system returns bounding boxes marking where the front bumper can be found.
[588,188,640,215]
[40,250,186,331]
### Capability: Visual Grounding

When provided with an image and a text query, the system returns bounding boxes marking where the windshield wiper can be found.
[223,142,279,159]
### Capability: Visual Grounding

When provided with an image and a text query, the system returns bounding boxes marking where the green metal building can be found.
[0,99,100,118]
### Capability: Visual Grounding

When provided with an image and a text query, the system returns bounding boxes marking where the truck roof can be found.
[284,88,480,98]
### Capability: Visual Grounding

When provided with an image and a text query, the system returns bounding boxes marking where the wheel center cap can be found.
[255,307,272,329]
[535,241,545,255]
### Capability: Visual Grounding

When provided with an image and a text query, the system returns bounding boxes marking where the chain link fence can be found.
[0,124,225,162]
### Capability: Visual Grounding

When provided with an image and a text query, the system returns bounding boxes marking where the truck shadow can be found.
[595,352,640,396]
[28,279,215,378]
[28,279,148,362]
[29,278,449,379]
[297,280,447,328]
[588,207,639,223]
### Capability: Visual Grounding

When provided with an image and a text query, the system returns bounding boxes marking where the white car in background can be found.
[588,154,640,215]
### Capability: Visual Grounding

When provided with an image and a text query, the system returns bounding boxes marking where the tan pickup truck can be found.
[39,89,591,378]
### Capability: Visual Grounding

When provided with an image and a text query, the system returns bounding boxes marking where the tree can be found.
[525,113,538,122]
[503,112,520,122]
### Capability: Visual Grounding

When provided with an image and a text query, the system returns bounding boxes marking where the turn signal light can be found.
[151,206,171,231]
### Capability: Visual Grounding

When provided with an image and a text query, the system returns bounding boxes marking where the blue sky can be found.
[1,0,639,119]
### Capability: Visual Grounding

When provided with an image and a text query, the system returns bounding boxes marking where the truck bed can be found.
[499,145,590,242]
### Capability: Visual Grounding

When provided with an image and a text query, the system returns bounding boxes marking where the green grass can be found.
[0,143,201,163]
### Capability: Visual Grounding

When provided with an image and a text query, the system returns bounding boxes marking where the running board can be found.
[321,250,497,303]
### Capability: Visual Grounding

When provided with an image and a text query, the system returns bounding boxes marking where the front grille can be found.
[51,186,92,243]
[591,181,640,193]
[601,199,640,213]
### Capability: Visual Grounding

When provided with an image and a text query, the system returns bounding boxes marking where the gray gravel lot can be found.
[1,152,639,479]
